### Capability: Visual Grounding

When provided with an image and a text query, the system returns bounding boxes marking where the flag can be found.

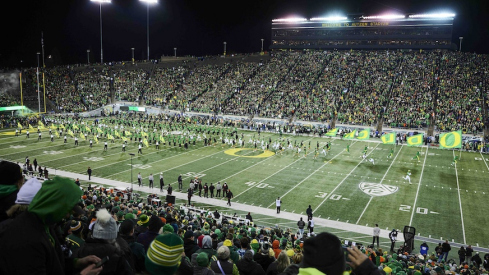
[381,132,396,144]
[142,131,148,137]
[59,124,65,129]
[325,128,338,137]
[160,135,165,143]
[50,124,58,130]
[407,134,424,147]
[97,128,103,134]
[54,131,59,138]
[114,130,120,137]
[94,136,99,144]
[79,132,85,141]
[68,129,74,137]
[439,130,462,149]
[72,124,79,130]
[29,124,34,130]
[143,138,149,148]
[38,121,45,127]
[125,131,131,137]
[85,126,91,132]
[17,123,23,129]
[107,134,114,140]
[357,128,370,140]
[343,130,356,139]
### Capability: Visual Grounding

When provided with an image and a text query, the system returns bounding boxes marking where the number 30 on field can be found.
[399,205,438,215]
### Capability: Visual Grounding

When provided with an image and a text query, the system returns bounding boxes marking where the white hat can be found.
[15,178,42,204]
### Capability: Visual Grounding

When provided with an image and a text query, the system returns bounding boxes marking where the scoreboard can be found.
[271,15,455,50]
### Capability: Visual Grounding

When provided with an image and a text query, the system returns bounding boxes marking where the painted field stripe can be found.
[408,146,429,226]
[313,142,379,213]
[356,145,403,224]
[453,150,466,244]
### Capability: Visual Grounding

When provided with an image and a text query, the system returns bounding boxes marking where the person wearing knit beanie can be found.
[67,220,85,252]
[138,215,164,252]
[15,177,42,205]
[92,209,118,240]
[162,224,174,234]
[300,232,345,275]
[145,233,184,275]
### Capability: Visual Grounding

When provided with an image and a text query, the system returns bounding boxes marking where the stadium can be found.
[1,5,489,275]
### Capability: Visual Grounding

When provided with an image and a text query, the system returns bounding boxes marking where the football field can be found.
[1,128,489,249]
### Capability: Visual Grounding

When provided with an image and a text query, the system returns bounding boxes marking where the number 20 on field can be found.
[399,205,439,215]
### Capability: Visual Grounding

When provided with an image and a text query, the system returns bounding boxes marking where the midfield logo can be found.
[359,182,398,197]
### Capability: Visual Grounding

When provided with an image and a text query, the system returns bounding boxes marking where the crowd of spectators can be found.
[382,51,437,129]
[1,160,489,275]
[433,52,488,133]
[5,50,489,134]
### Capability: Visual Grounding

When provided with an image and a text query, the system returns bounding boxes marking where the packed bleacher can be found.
[2,50,488,137]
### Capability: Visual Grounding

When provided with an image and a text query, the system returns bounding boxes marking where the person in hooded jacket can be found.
[254,242,275,272]
[272,239,282,259]
[119,219,145,273]
[183,230,199,258]
[0,176,102,275]
[194,235,217,263]
[237,250,266,275]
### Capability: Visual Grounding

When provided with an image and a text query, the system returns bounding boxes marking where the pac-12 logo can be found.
[359,182,399,196]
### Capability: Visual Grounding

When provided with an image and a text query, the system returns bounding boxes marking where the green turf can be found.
[1,128,488,250]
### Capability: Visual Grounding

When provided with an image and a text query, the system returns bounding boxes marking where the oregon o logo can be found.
[439,132,461,149]
[224,148,275,158]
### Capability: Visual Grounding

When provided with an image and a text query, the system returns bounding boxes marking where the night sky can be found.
[2,0,487,67]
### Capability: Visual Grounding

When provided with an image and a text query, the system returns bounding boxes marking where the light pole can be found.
[140,0,157,61]
[223,42,227,56]
[36,52,41,113]
[131,48,135,64]
[261,38,264,53]
[174,47,177,58]
[90,0,111,64]
[87,49,90,65]
[129,153,135,195]
[459,37,463,52]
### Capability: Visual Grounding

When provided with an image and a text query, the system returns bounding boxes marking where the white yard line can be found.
[313,142,379,213]
[480,152,489,171]
[267,144,348,208]
[233,138,316,199]
[56,144,174,169]
[408,146,429,226]
[356,145,403,224]
[107,147,225,179]
[453,150,467,244]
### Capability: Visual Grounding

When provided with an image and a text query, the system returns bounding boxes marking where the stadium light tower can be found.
[140,0,157,61]
[223,42,227,56]
[131,48,135,64]
[87,49,90,65]
[91,0,111,64]
[174,47,177,58]
[261,38,264,52]
[459,37,463,52]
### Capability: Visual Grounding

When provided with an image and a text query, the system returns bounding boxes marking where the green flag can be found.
[381,132,396,144]
[439,130,462,149]
[357,128,370,140]
[344,130,356,140]
[407,134,424,147]
[325,128,338,137]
